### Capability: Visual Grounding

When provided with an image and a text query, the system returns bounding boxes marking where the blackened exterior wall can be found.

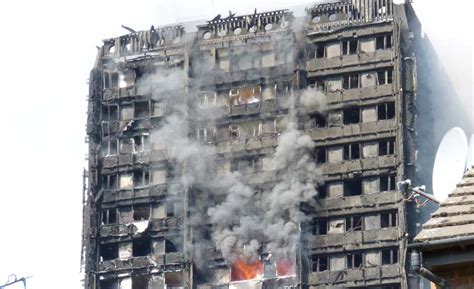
[82,1,461,289]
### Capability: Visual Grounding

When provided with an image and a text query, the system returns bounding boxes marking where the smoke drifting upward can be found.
[145,20,326,266]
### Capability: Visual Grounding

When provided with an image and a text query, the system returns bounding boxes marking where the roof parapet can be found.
[197,10,294,41]
[306,0,394,33]
[103,25,185,58]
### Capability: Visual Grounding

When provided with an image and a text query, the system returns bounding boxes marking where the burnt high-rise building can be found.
[82,1,469,289]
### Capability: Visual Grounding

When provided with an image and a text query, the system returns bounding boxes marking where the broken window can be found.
[307,43,325,59]
[103,174,118,190]
[104,72,110,89]
[310,113,327,128]
[380,175,396,192]
[198,91,217,108]
[198,127,216,144]
[346,216,362,232]
[317,184,327,198]
[347,252,363,269]
[133,170,150,187]
[233,157,261,174]
[166,201,182,218]
[133,237,151,257]
[100,243,118,261]
[312,218,328,235]
[261,83,276,100]
[276,82,292,98]
[311,255,329,272]
[381,248,398,265]
[312,79,325,92]
[101,139,119,157]
[133,134,150,152]
[316,44,325,58]
[377,69,393,85]
[344,179,362,196]
[343,143,361,160]
[376,34,392,50]
[110,73,119,88]
[119,70,136,88]
[102,122,110,137]
[132,276,150,289]
[307,44,317,59]
[118,242,132,260]
[102,105,119,121]
[342,39,358,55]
[378,102,396,120]
[133,204,150,221]
[121,138,135,154]
[315,147,327,164]
[343,74,359,89]
[100,279,118,289]
[229,125,240,140]
[165,239,182,253]
[134,101,149,119]
[343,107,360,124]
[102,208,117,225]
[379,138,395,156]
[239,86,261,104]
[381,211,398,228]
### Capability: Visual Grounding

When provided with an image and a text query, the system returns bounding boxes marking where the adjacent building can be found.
[82,1,469,288]
[411,168,474,288]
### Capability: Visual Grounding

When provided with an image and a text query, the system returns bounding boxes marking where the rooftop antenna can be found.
[432,127,468,202]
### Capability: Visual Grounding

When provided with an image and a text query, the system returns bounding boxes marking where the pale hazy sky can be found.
[0,0,471,288]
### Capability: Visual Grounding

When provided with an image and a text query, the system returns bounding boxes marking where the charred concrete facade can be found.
[83,1,454,289]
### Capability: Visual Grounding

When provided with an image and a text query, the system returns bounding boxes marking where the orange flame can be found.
[231,260,264,281]
[276,259,296,277]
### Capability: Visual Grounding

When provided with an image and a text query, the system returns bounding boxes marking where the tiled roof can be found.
[415,168,474,242]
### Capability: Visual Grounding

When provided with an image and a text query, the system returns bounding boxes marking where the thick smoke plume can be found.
[145,22,326,266]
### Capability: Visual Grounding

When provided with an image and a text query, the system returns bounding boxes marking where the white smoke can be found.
[143,19,326,266]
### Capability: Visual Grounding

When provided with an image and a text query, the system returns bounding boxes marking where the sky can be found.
[0,0,472,288]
